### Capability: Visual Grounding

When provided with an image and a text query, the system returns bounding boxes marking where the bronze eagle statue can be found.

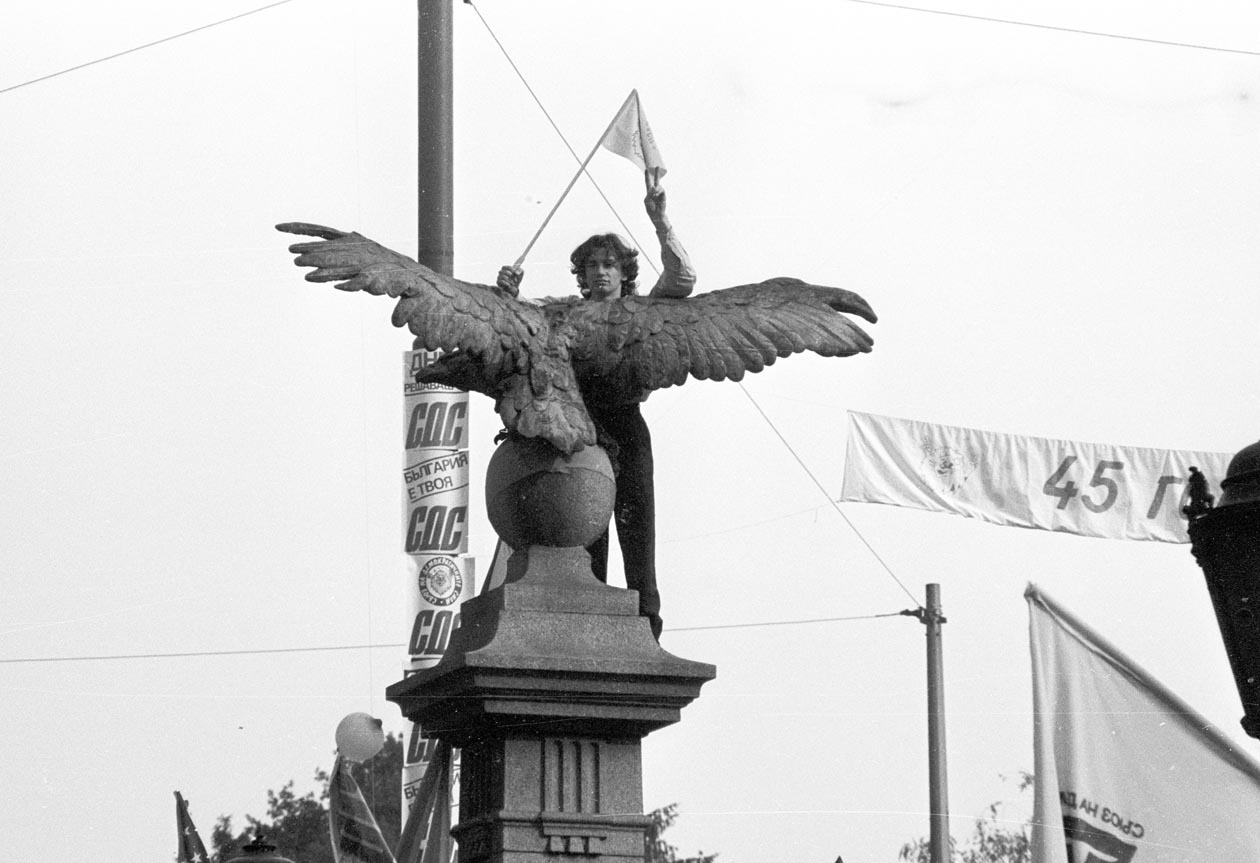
[277,222,876,454]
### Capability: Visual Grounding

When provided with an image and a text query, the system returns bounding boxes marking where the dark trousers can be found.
[585,401,661,634]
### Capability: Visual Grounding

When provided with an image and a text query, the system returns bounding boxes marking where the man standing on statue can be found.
[496,173,695,640]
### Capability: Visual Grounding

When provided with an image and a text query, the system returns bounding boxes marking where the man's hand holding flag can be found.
[601,89,667,185]
[515,89,670,268]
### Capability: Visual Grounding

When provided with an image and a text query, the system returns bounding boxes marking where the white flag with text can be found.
[600,89,666,178]
[840,411,1231,542]
[1027,584,1260,862]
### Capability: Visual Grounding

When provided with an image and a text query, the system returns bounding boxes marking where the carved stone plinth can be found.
[386,543,715,863]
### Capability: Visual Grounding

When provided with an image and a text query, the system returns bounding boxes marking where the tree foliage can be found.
[646,803,718,863]
[211,734,403,863]
[208,735,713,863]
[898,773,1032,863]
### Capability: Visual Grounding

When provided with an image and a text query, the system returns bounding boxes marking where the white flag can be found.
[600,89,666,179]
[1027,584,1260,862]
[840,411,1231,543]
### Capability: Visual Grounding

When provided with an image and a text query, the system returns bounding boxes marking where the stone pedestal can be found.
[386,542,715,862]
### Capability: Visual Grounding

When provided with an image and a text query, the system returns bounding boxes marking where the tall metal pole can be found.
[925,583,951,863]
[401,3,462,854]
[417,0,454,275]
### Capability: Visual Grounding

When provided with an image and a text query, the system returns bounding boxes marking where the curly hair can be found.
[569,233,639,298]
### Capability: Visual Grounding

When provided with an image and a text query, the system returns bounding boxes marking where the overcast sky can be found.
[4,2,1260,861]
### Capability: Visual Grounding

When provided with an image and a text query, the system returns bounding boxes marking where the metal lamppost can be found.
[1187,440,1260,739]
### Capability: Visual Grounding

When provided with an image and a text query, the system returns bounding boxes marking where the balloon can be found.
[335,712,384,762]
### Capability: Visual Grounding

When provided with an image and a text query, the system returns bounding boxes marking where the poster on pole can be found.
[404,554,475,671]
[402,450,470,556]
[400,350,472,838]
[840,411,1231,543]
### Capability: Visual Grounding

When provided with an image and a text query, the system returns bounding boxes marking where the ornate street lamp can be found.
[1187,440,1260,739]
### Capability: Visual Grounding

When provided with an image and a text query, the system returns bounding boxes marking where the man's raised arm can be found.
[644,177,696,299]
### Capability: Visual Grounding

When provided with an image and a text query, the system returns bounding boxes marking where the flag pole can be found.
[513,90,638,268]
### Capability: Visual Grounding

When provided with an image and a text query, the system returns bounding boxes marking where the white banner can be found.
[840,411,1231,543]
[1027,585,1260,862]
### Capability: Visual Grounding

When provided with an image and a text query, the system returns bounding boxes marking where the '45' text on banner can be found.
[839,411,1232,543]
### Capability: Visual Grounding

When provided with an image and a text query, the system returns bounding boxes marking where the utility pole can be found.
[417,0,454,275]
[401,2,460,855]
[925,583,951,863]
[907,583,951,863]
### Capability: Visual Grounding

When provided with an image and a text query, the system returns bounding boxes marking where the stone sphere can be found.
[486,436,615,549]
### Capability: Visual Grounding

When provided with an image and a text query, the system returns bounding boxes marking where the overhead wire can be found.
[848,0,1260,57]
[662,501,834,543]
[466,0,921,609]
[0,611,910,664]
[736,386,920,605]
[673,611,909,632]
[0,0,300,96]
[0,644,401,665]
[1,0,1252,100]
[464,0,652,261]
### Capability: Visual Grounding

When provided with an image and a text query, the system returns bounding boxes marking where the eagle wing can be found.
[566,278,876,402]
[277,222,543,376]
[278,223,597,452]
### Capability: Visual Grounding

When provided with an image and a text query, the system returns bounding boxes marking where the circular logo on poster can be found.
[418,557,462,606]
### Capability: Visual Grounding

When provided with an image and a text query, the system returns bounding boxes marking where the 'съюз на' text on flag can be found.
[1027,584,1260,862]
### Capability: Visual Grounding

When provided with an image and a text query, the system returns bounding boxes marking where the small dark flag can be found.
[175,791,211,863]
